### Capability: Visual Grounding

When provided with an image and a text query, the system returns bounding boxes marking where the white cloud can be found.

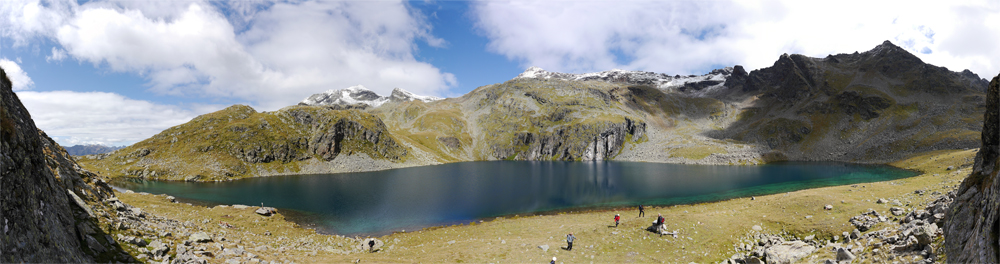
[0,58,34,90]
[15,90,222,146]
[473,0,1000,79]
[2,0,455,110]
[46,47,66,62]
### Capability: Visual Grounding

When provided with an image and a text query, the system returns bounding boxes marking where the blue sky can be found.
[1,0,998,146]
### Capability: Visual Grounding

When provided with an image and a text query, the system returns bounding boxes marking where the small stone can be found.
[232,205,249,209]
[752,225,763,231]
[538,244,549,252]
[824,204,833,210]
[876,198,888,204]
[166,196,176,202]
[946,166,954,170]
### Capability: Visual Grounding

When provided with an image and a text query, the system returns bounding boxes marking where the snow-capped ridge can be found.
[300,85,441,107]
[390,87,443,103]
[514,66,734,95]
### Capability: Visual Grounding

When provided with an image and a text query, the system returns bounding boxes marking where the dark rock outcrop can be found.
[1,67,131,262]
[945,72,1000,263]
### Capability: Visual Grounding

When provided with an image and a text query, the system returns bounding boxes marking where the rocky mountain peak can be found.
[862,40,921,62]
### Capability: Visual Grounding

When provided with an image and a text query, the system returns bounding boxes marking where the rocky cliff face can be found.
[945,72,1000,263]
[1,67,131,262]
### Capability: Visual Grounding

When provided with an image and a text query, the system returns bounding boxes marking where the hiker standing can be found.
[614,214,621,227]
[638,204,645,217]
[566,233,576,250]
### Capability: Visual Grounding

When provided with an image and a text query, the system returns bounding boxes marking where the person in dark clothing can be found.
[638,204,645,217]
[368,239,375,252]
[614,214,621,227]
[656,213,665,226]
[566,233,575,250]
[550,257,557,264]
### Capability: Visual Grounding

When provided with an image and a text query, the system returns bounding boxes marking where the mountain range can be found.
[65,144,125,156]
[77,41,989,181]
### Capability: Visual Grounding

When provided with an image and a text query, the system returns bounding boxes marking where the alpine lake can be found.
[113,161,917,236]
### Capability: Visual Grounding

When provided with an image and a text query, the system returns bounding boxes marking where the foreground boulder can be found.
[945,72,1000,262]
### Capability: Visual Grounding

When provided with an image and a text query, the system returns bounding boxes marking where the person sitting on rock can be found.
[614,214,621,227]
[368,239,375,252]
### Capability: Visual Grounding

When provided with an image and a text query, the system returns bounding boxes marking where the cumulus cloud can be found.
[0,58,34,90]
[16,90,221,146]
[2,0,455,110]
[473,0,1000,78]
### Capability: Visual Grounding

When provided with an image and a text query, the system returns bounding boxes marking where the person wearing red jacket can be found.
[614,214,621,227]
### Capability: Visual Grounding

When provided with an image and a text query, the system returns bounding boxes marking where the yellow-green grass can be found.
[112,149,977,263]
[669,145,726,160]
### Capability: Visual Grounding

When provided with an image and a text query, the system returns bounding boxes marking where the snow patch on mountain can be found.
[515,66,733,95]
[300,85,442,107]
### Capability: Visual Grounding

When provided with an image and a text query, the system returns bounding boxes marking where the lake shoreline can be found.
[97,149,974,263]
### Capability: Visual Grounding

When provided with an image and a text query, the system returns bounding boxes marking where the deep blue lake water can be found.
[113,161,916,236]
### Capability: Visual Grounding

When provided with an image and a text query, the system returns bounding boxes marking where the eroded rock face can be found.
[0,67,129,262]
[488,118,646,161]
[945,72,1000,263]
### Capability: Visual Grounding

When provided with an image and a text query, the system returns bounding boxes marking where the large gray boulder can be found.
[763,241,815,264]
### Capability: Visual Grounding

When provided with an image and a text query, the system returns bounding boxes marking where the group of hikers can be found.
[562,204,665,252]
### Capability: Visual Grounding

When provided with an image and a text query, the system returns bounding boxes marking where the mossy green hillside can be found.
[78,105,408,181]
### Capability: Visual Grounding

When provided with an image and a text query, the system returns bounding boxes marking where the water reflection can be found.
[115,161,915,236]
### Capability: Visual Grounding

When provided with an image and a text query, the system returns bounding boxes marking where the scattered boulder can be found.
[849,210,885,231]
[148,240,169,257]
[836,247,856,262]
[912,223,938,246]
[824,204,833,210]
[130,207,145,218]
[890,207,906,216]
[189,232,212,243]
[876,198,888,204]
[232,205,249,209]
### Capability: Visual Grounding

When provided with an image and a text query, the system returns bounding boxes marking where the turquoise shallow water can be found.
[114,161,916,236]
